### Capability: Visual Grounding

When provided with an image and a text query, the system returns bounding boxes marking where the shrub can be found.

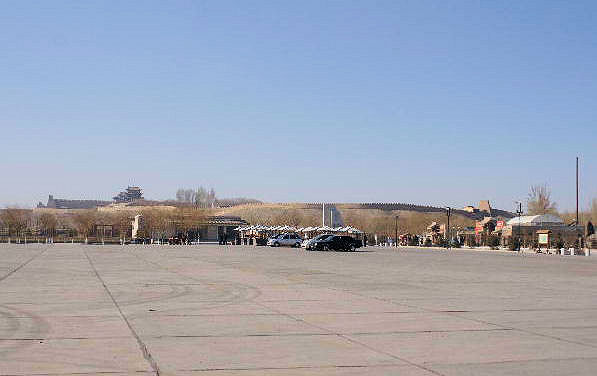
[487,235,500,250]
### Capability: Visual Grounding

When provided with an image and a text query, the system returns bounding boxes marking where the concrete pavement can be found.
[1,243,597,375]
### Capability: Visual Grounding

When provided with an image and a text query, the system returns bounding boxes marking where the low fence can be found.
[0,236,125,244]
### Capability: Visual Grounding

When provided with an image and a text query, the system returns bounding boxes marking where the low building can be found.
[502,214,582,248]
[131,214,247,242]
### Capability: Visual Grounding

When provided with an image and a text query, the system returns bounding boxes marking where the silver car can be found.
[267,233,303,247]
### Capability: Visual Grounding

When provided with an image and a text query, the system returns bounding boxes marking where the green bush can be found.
[487,235,500,249]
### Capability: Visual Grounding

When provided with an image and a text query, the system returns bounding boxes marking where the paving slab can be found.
[457,309,597,329]
[430,357,597,376]
[144,335,400,372]
[0,314,130,340]
[0,337,152,374]
[259,297,416,314]
[129,313,326,338]
[294,312,495,334]
[348,329,597,365]
[170,364,434,375]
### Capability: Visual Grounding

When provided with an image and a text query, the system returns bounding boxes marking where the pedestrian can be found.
[363,234,367,247]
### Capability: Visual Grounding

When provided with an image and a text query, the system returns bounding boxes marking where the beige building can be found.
[502,214,582,248]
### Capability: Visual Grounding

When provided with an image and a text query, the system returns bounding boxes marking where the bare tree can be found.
[207,188,216,208]
[195,187,207,207]
[72,210,97,243]
[39,213,57,238]
[139,209,175,241]
[0,208,31,239]
[108,211,132,242]
[527,184,558,215]
[176,189,185,202]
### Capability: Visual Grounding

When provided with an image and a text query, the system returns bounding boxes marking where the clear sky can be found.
[1,0,596,212]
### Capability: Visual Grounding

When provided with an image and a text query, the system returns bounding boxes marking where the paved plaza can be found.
[1,244,597,375]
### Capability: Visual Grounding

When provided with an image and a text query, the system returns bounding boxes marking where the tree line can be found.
[0,207,208,242]
[174,187,261,208]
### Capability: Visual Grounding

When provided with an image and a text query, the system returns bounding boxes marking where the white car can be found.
[267,233,303,247]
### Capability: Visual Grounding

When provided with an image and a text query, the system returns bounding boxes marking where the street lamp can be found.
[445,207,451,250]
[515,202,523,252]
[395,215,398,248]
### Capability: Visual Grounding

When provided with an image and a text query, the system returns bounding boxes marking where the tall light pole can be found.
[576,157,579,226]
[516,202,523,252]
[576,157,582,249]
[445,207,451,250]
[395,215,398,248]
[322,203,325,227]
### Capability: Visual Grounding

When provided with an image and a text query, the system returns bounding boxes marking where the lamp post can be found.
[395,215,398,248]
[516,202,523,252]
[445,207,451,250]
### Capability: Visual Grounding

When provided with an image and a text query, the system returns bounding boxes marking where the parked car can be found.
[302,234,334,250]
[267,233,303,247]
[311,235,362,252]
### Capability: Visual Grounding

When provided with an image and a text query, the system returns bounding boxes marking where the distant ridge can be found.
[222,202,516,220]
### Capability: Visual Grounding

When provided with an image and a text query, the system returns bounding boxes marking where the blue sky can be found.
[1,0,596,211]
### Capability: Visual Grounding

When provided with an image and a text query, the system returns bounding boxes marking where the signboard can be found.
[475,222,483,234]
[538,233,549,245]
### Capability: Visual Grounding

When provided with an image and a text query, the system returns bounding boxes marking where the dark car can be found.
[311,235,361,252]
[303,233,334,250]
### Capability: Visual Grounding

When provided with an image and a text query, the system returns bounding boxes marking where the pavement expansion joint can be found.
[83,250,161,376]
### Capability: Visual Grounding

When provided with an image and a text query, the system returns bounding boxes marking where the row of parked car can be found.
[266,233,362,252]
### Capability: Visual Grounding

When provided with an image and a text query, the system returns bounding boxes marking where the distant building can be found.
[41,195,111,209]
[463,205,477,213]
[113,186,144,202]
[462,200,502,218]
[479,200,492,214]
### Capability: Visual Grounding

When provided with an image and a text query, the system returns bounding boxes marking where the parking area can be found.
[1,243,597,375]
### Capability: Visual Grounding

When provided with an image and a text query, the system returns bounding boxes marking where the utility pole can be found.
[576,156,583,250]
[445,207,451,250]
[576,157,579,226]
[395,215,398,248]
[516,202,523,253]
[322,203,325,227]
